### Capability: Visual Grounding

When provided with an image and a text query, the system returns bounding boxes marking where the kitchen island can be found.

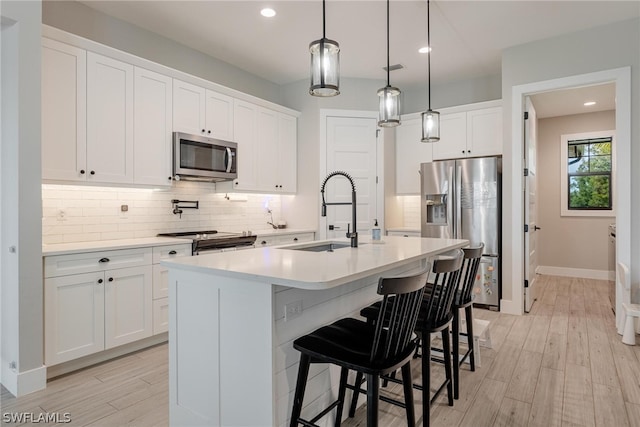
[162,235,468,426]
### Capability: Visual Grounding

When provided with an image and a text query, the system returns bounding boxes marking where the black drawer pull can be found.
[293,237,298,241]
[108,277,114,282]
[98,279,103,284]
[169,250,177,255]
[261,241,267,245]
[99,258,110,263]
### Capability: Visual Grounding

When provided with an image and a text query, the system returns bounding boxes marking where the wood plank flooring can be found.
[1,275,638,427]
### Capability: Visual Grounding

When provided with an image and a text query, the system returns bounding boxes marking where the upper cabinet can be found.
[86,52,134,184]
[395,115,433,194]
[42,38,87,182]
[134,67,173,186]
[431,102,502,161]
[173,79,234,141]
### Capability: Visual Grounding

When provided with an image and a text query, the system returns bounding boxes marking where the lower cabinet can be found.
[44,243,191,366]
[44,265,152,365]
[255,232,315,248]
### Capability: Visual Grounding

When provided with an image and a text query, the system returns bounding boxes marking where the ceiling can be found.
[531,83,616,119]
[76,1,640,88]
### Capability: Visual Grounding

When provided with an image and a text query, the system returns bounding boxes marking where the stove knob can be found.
[195,234,201,239]
[202,234,208,239]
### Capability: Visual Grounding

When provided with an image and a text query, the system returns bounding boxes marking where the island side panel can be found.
[169,268,275,426]
[273,260,426,427]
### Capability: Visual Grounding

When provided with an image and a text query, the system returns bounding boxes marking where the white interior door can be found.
[322,113,379,240]
[524,96,540,313]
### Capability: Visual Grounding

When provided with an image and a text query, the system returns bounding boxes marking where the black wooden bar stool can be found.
[451,244,484,399]
[289,269,429,427]
[350,250,464,427]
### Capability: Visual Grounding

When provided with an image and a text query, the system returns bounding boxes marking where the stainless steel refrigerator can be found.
[420,157,502,309]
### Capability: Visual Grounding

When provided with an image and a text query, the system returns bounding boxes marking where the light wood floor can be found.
[2,275,639,426]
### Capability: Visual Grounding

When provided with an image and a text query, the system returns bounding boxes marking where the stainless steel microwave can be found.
[173,132,237,182]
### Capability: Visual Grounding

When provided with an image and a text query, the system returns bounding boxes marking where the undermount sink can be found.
[280,241,353,252]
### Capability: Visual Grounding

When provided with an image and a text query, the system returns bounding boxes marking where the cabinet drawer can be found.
[44,248,152,278]
[278,233,315,245]
[256,236,280,247]
[152,244,192,264]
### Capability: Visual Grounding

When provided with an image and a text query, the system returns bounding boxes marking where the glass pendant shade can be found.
[421,109,440,142]
[378,85,401,127]
[309,38,340,96]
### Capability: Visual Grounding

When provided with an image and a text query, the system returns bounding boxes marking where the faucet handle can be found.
[346,224,350,238]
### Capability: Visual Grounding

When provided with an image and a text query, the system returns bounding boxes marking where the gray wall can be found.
[42,0,282,104]
[1,0,43,393]
[501,17,640,302]
[537,111,615,272]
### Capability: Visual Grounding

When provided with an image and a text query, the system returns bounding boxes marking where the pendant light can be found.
[309,0,340,97]
[377,0,401,127]
[421,0,440,142]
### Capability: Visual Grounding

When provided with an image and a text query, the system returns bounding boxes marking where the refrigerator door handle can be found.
[456,164,462,239]
[447,166,455,237]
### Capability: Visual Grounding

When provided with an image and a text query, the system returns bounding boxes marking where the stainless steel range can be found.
[157,230,256,255]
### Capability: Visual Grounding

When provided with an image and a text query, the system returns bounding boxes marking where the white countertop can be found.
[42,237,192,256]
[162,235,468,290]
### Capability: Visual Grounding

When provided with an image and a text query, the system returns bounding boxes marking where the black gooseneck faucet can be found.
[320,171,358,248]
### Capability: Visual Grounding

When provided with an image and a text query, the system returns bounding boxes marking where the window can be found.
[561,131,615,217]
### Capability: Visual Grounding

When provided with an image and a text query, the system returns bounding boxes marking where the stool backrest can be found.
[456,243,484,305]
[371,269,429,363]
[422,250,464,326]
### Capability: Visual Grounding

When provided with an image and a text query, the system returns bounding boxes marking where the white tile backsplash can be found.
[42,182,284,244]
[402,195,421,229]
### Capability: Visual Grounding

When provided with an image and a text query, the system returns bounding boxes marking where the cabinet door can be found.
[466,107,503,157]
[104,265,153,349]
[396,116,433,194]
[87,52,134,183]
[205,90,234,141]
[432,112,467,160]
[41,38,87,181]
[134,67,173,186]
[152,264,169,299]
[153,298,169,335]
[278,113,297,193]
[232,100,258,190]
[44,272,105,365]
[256,107,279,192]
[173,79,206,135]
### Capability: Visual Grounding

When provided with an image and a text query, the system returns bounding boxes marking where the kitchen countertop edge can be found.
[42,237,193,256]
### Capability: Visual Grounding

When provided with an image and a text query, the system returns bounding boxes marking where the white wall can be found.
[42,184,284,244]
[501,18,640,308]
[537,111,615,273]
[1,0,45,396]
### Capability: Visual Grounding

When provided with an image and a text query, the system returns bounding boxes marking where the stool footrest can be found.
[297,398,342,427]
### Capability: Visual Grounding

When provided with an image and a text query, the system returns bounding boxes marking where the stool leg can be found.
[349,372,364,417]
[422,335,431,427]
[452,310,460,400]
[334,367,349,427]
[366,374,380,427]
[441,328,454,407]
[290,354,311,427]
[401,362,416,427]
[465,305,475,372]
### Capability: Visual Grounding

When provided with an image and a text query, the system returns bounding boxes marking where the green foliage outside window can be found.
[567,138,612,210]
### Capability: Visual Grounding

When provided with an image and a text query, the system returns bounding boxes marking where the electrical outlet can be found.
[284,300,303,321]
[56,209,66,221]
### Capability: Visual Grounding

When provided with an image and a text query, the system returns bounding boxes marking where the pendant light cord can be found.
[427,0,432,110]
[322,0,326,38]
[386,0,390,86]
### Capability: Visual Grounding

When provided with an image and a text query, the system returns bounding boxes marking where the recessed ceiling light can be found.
[261,8,276,18]
[584,101,596,106]
[418,46,432,54]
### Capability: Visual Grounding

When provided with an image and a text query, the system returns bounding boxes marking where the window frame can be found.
[560,130,616,217]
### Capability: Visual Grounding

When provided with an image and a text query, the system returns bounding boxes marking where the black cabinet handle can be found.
[169,250,177,255]
[261,241,267,245]
[99,257,110,263]
[207,130,211,134]
[90,170,95,175]
[108,277,114,282]
[80,170,85,174]
[168,176,172,181]
[293,237,298,241]
[98,278,103,284]
[202,129,205,133]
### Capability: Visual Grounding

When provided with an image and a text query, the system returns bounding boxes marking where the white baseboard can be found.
[0,364,46,397]
[500,299,521,315]
[537,265,611,281]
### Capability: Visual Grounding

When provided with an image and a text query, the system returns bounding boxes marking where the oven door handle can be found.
[225,147,233,173]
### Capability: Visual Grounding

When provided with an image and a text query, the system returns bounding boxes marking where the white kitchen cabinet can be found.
[134,67,173,186]
[41,38,87,182]
[432,103,502,161]
[255,232,315,248]
[86,52,134,183]
[43,243,189,365]
[173,79,234,141]
[395,115,433,194]
[387,230,421,237]
[224,102,297,193]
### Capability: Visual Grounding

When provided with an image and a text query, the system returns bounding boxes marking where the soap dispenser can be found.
[372,219,381,241]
